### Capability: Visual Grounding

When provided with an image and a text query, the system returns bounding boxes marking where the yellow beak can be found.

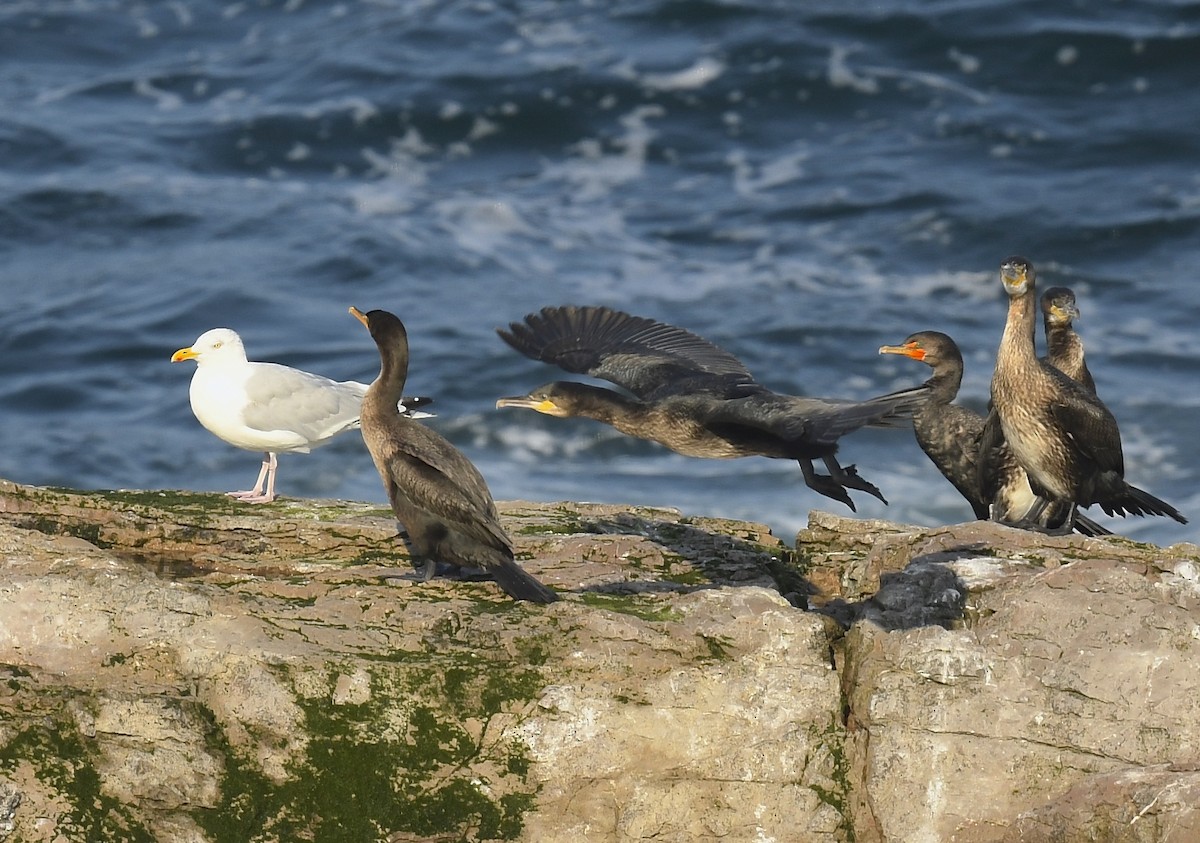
[495,396,562,416]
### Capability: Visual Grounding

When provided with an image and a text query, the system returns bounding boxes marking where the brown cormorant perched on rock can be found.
[1040,286,1097,394]
[351,307,557,603]
[879,331,1109,536]
[496,305,930,511]
[989,257,1186,529]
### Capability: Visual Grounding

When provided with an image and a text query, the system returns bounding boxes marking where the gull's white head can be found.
[171,328,247,365]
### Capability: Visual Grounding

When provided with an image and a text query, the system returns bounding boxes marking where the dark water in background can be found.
[2,0,1197,546]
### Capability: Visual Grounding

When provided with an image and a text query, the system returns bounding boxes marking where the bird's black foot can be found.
[443,565,493,582]
[831,463,888,505]
[406,558,493,582]
[798,460,858,511]
[1002,498,1075,536]
[1005,516,1073,536]
[996,501,1076,536]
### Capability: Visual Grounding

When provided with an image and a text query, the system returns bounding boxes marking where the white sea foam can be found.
[827,45,880,95]
[539,105,664,201]
[727,147,809,197]
[947,47,980,74]
[641,57,726,92]
[829,44,988,104]
[133,78,183,111]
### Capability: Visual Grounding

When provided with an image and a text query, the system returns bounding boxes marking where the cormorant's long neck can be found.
[991,286,1039,411]
[1044,322,1070,362]
[572,388,651,433]
[1000,289,1038,367]
[367,337,410,414]
[925,364,963,407]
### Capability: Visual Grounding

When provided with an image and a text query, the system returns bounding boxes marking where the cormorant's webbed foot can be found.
[415,557,438,582]
[798,459,857,511]
[995,497,1076,536]
[1007,515,1074,536]
[827,459,888,505]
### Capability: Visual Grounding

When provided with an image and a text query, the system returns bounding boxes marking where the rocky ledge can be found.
[0,478,1198,842]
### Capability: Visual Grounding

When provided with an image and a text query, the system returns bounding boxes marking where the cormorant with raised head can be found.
[1040,286,1097,394]
[879,331,1109,536]
[496,305,929,511]
[351,307,557,603]
[989,257,1185,529]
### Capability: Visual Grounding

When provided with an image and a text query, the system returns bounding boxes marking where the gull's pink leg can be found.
[228,452,277,502]
[260,453,278,503]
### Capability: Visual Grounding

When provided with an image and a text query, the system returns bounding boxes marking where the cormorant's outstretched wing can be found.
[499,305,761,400]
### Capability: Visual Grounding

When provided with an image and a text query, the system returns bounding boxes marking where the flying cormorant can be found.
[496,305,929,511]
[351,307,557,603]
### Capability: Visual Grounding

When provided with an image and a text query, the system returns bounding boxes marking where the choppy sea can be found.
[2,0,1197,546]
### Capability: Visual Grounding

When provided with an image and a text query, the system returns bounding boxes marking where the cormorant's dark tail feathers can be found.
[862,383,932,428]
[1072,512,1113,537]
[492,559,559,604]
[1101,484,1188,525]
[400,395,434,411]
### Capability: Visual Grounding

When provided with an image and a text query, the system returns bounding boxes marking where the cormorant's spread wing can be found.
[499,305,761,400]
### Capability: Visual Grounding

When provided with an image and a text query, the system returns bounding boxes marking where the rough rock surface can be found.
[0,479,1198,842]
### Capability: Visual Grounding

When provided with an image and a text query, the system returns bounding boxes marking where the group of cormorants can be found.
[172,257,1186,603]
[878,260,1185,537]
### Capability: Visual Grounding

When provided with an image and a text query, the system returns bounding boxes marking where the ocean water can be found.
[1,0,1197,547]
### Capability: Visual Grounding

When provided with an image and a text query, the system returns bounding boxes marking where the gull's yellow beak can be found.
[170,346,197,363]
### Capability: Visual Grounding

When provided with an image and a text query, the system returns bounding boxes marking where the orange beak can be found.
[878,341,926,361]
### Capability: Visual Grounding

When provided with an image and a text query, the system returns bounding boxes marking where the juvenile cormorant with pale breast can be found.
[496,305,930,511]
[351,307,557,604]
[1040,286,1097,394]
[989,257,1185,529]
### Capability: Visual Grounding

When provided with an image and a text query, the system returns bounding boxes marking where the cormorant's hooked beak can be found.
[170,346,197,363]
[1047,301,1080,325]
[878,341,926,361]
[1000,256,1034,296]
[349,306,369,328]
[496,395,566,417]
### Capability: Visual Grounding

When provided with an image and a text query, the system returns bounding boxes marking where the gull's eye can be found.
[213,341,223,349]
